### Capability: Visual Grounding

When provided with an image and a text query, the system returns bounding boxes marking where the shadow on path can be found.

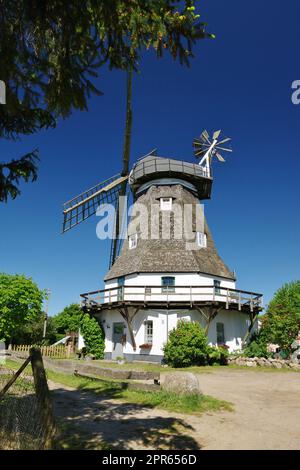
[52,386,201,450]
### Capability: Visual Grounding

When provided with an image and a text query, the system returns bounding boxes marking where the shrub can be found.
[243,336,270,358]
[260,281,300,354]
[163,320,209,368]
[207,345,229,365]
[80,314,105,360]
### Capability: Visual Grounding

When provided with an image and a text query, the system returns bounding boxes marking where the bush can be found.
[80,314,105,360]
[260,281,300,354]
[207,345,229,365]
[243,335,270,358]
[163,320,209,368]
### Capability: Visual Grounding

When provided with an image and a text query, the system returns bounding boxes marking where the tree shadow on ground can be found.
[52,387,202,450]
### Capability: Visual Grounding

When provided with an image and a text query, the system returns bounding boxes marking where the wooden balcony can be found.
[81,285,263,314]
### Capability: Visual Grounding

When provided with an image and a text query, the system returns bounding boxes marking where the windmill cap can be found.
[129,155,212,200]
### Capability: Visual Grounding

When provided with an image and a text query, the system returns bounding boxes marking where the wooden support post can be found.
[30,347,56,450]
[118,306,139,352]
[204,307,221,336]
[242,312,259,346]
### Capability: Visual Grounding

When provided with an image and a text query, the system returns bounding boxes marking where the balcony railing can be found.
[81,285,263,312]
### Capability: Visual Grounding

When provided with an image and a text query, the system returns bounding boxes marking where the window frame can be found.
[161,276,175,293]
[128,233,138,250]
[197,231,207,248]
[144,320,153,344]
[214,279,221,295]
[216,322,225,345]
[160,197,173,211]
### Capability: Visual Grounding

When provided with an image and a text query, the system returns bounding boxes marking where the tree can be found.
[259,281,300,354]
[11,316,57,346]
[52,303,83,336]
[0,1,213,201]
[52,303,105,358]
[163,320,209,367]
[0,273,45,343]
[80,314,105,360]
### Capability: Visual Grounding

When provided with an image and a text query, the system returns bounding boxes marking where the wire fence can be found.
[0,349,56,450]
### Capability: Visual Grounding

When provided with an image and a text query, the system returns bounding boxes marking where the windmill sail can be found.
[62,174,128,233]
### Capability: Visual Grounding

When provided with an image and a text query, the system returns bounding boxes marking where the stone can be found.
[291,340,300,350]
[160,372,202,395]
[257,359,266,367]
[246,361,256,367]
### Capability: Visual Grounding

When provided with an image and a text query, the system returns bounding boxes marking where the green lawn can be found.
[78,359,300,374]
[2,359,232,415]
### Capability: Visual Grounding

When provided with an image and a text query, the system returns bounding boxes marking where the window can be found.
[197,232,207,248]
[144,320,153,344]
[117,276,125,301]
[216,323,225,345]
[214,280,221,295]
[128,233,137,249]
[160,198,172,211]
[161,276,175,293]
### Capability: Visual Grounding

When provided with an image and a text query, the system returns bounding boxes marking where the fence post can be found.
[30,347,56,449]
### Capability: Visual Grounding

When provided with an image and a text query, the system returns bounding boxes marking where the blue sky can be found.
[1,0,300,315]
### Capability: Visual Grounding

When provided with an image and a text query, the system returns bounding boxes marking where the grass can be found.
[72,359,300,374]
[2,360,232,415]
[46,369,232,415]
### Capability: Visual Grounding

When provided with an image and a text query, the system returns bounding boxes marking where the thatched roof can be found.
[105,184,234,281]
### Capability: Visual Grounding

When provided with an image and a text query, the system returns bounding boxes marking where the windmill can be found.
[62,69,133,268]
[62,116,232,268]
[193,130,232,178]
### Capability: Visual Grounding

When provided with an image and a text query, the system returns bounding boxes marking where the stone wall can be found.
[228,356,300,370]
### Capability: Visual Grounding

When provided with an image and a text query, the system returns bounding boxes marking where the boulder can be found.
[160,372,202,396]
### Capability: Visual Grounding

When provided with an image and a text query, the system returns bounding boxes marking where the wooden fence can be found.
[11,344,70,359]
[0,348,57,449]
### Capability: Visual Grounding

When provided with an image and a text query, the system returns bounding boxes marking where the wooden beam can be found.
[242,312,259,346]
[204,307,221,335]
[118,306,139,351]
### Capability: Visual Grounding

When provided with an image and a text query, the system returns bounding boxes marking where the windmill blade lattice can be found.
[193,130,232,163]
[62,174,128,233]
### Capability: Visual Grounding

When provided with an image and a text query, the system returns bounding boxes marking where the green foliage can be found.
[0,273,45,341]
[0,150,39,202]
[260,281,300,354]
[207,345,229,365]
[53,303,83,336]
[80,314,105,360]
[243,334,270,358]
[11,316,57,346]
[0,1,212,201]
[164,320,209,367]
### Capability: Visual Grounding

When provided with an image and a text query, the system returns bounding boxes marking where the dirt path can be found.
[50,369,300,450]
